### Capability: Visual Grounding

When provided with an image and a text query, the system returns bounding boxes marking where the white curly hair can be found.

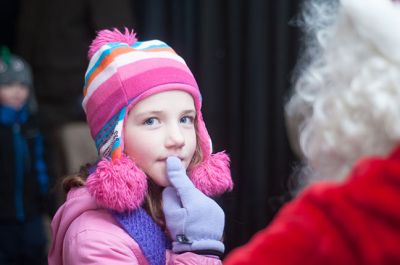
[286,0,400,188]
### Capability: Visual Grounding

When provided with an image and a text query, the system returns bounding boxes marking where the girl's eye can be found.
[144,117,160,126]
[180,116,194,124]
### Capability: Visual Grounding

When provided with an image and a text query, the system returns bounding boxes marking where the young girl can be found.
[48,28,233,264]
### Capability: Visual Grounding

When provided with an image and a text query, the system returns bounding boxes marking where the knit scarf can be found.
[113,208,170,265]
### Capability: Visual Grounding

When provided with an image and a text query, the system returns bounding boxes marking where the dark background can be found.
[0,0,301,255]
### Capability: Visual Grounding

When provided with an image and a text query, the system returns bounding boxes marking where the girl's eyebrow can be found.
[134,110,163,117]
[134,109,196,118]
[181,109,196,115]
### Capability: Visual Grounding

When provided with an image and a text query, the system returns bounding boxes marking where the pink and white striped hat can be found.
[82,28,233,212]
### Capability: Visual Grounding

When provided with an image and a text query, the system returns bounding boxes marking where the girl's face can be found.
[0,83,29,110]
[124,90,197,187]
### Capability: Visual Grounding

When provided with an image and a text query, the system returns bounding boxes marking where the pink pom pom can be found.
[86,154,148,212]
[189,151,233,196]
[88,27,138,59]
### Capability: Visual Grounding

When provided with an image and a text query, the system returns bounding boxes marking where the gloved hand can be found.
[162,156,225,255]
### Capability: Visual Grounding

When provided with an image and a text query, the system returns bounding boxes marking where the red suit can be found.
[224,147,400,265]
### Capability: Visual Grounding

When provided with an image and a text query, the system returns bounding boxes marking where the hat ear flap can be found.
[86,154,148,213]
[188,151,233,196]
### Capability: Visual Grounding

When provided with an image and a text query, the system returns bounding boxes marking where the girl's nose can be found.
[165,124,185,149]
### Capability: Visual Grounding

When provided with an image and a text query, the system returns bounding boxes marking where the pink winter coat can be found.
[48,187,222,265]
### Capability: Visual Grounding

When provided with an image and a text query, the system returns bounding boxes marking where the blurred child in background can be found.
[0,47,49,265]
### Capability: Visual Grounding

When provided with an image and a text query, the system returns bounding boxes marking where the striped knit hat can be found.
[83,28,233,212]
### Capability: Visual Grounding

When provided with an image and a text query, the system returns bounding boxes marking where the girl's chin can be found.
[152,178,171,187]
[146,171,171,187]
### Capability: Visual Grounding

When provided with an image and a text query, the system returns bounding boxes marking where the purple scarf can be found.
[113,208,171,265]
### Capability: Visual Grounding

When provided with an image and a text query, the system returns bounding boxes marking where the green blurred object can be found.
[0,46,12,66]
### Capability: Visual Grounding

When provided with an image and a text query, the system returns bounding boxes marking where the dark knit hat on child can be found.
[0,47,32,87]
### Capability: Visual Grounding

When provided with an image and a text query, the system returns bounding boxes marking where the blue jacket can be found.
[0,105,49,222]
